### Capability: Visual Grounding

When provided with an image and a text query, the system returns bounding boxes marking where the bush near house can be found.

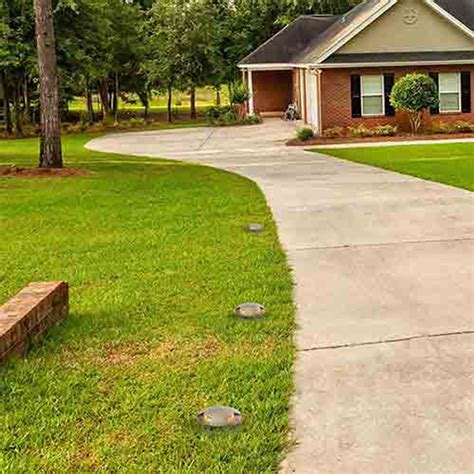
[347,124,398,138]
[390,73,439,134]
[206,106,262,126]
[296,127,315,141]
[430,120,474,134]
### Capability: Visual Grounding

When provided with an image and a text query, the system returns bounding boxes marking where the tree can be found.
[34,0,62,167]
[390,73,439,134]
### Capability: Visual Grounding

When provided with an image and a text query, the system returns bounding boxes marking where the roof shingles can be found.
[239,0,474,67]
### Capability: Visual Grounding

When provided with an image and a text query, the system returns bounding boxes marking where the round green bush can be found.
[390,74,438,133]
[297,127,314,142]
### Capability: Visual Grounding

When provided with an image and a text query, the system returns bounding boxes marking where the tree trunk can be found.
[167,84,173,123]
[35,0,62,168]
[215,86,221,107]
[1,73,13,135]
[98,78,110,118]
[113,72,119,124]
[190,86,196,120]
[85,78,94,123]
[13,82,24,137]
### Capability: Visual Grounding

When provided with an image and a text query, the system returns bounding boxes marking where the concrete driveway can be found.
[87,121,474,473]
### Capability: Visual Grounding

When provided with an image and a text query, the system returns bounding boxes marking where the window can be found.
[361,75,384,116]
[439,73,461,113]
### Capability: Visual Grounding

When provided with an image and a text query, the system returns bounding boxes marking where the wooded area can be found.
[0,0,360,136]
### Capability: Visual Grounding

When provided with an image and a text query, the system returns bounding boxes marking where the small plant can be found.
[348,124,373,138]
[230,82,251,106]
[242,113,262,125]
[322,126,344,138]
[78,119,89,132]
[390,73,438,134]
[296,127,314,142]
[454,120,474,133]
[373,124,397,137]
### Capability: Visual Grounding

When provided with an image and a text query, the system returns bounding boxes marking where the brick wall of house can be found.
[253,70,293,113]
[320,65,474,132]
[0,282,69,362]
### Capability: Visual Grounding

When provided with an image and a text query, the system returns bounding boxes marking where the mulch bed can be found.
[0,166,93,178]
[287,132,474,147]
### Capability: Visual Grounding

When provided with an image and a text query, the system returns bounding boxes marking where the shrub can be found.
[430,120,474,134]
[373,124,397,136]
[454,120,474,133]
[347,124,373,138]
[322,126,344,138]
[206,106,238,125]
[230,82,251,106]
[297,127,314,141]
[390,74,438,134]
[242,113,262,125]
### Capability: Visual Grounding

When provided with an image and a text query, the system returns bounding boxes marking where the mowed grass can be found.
[0,134,295,472]
[69,86,230,114]
[314,142,474,191]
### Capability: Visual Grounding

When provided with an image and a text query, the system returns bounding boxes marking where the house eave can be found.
[314,60,474,68]
[238,64,296,70]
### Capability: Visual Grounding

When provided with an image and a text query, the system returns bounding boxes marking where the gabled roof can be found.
[295,0,395,64]
[239,15,339,66]
[433,0,474,30]
[239,0,474,68]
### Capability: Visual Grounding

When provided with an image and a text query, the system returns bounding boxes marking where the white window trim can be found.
[361,75,385,117]
[439,72,462,114]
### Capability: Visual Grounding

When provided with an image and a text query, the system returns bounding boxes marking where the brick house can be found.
[239,0,474,134]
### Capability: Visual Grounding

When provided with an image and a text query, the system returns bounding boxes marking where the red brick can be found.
[320,66,474,132]
[0,282,69,362]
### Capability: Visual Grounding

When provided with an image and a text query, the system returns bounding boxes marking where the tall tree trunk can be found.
[85,78,94,123]
[24,75,32,123]
[113,72,119,124]
[1,73,13,135]
[98,78,110,118]
[13,82,24,137]
[167,84,173,123]
[4,86,13,135]
[190,86,196,120]
[35,0,62,168]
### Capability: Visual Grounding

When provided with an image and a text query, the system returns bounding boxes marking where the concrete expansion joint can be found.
[300,330,474,353]
[292,236,474,252]
[197,128,216,151]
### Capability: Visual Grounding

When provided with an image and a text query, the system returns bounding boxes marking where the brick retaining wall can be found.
[0,282,69,362]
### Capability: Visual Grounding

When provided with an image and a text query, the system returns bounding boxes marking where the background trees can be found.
[1,0,361,133]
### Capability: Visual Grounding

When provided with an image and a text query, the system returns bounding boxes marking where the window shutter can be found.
[429,73,439,115]
[384,74,395,116]
[461,72,471,113]
[351,75,361,118]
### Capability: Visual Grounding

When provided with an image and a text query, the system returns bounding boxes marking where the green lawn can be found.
[69,86,230,114]
[0,134,294,472]
[314,142,474,191]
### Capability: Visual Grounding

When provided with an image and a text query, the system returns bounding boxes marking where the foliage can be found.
[229,82,251,105]
[0,133,294,471]
[431,120,474,134]
[242,112,262,125]
[313,143,474,192]
[1,0,363,134]
[296,126,314,141]
[322,126,344,138]
[348,124,398,138]
[206,105,261,126]
[390,74,439,134]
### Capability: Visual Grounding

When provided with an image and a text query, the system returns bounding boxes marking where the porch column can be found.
[247,69,254,114]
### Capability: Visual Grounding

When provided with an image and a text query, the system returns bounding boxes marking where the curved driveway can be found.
[87,121,474,473]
